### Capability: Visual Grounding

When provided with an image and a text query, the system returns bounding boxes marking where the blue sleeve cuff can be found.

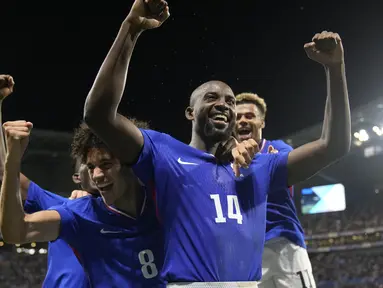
[24,181,42,213]
[48,205,78,245]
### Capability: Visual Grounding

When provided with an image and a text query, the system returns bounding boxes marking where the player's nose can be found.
[214,101,229,113]
[92,167,105,181]
[238,117,248,125]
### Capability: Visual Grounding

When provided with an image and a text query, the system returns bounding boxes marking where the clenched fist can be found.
[232,139,259,177]
[69,190,91,200]
[0,75,15,101]
[304,31,344,67]
[3,120,33,158]
[127,0,170,31]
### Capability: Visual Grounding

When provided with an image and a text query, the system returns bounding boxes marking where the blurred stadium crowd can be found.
[303,190,383,287]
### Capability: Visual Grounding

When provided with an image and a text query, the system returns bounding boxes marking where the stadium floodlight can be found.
[354,129,369,142]
[373,126,383,136]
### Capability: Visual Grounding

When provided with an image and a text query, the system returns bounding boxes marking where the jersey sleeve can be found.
[270,140,294,195]
[24,181,68,213]
[270,140,293,153]
[48,204,80,248]
[132,129,170,186]
[267,152,290,193]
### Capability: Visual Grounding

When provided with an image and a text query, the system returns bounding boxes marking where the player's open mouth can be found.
[237,128,252,140]
[209,113,229,126]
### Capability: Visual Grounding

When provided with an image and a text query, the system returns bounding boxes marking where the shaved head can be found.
[190,81,233,107]
[186,80,236,149]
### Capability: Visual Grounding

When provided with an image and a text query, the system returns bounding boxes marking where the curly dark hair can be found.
[71,117,150,163]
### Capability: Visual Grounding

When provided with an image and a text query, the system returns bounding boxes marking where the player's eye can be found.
[87,164,95,171]
[100,162,113,170]
[205,93,217,101]
[245,113,255,120]
[226,98,235,105]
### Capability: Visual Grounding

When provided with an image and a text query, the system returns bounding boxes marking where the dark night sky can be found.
[1,1,383,144]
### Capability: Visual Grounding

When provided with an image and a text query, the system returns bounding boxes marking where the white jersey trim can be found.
[104,191,147,220]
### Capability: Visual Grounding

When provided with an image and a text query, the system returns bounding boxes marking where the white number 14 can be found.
[210,194,243,224]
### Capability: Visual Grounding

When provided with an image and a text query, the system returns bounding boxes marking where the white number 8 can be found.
[138,249,158,279]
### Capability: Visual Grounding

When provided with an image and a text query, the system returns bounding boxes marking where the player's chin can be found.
[207,128,230,141]
[237,134,252,142]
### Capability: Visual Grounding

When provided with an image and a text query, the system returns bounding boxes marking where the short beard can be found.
[197,116,234,144]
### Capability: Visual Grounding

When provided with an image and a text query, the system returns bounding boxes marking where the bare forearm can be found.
[83,17,145,164]
[287,64,351,186]
[0,158,27,243]
[84,18,141,121]
[0,101,6,182]
[322,64,351,153]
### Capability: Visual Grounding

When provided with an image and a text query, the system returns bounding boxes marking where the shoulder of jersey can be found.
[141,129,191,152]
[270,139,292,149]
[65,195,97,210]
[142,129,229,167]
[264,139,293,153]
[150,131,214,164]
[140,128,172,143]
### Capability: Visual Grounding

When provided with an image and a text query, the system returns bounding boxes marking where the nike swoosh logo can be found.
[100,228,124,234]
[177,158,199,165]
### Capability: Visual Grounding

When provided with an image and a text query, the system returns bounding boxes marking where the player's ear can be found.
[261,119,265,129]
[72,173,81,184]
[185,106,194,121]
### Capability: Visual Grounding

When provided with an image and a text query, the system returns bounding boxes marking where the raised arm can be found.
[287,31,351,186]
[0,75,31,199]
[83,0,169,164]
[0,75,11,173]
[0,121,60,244]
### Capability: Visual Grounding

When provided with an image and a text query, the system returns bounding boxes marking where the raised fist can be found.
[69,190,91,200]
[304,31,344,67]
[0,75,15,101]
[3,120,33,157]
[128,0,170,31]
[231,139,259,177]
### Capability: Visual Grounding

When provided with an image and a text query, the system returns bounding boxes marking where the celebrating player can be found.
[83,0,351,285]
[0,75,98,287]
[83,0,350,285]
[234,92,315,287]
[0,119,165,287]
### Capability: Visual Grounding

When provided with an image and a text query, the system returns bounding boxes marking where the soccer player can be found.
[234,92,316,287]
[0,74,96,287]
[83,1,350,285]
[0,120,165,287]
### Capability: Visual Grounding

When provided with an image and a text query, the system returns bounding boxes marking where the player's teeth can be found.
[213,115,227,121]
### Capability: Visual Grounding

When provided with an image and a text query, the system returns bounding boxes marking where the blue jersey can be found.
[48,191,165,288]
[260,139,306,248]
[24,182,90,288]
[132,129,289,282]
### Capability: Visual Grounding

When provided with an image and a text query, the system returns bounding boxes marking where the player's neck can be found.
[114,184,144,218]
[189,133,221,155]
